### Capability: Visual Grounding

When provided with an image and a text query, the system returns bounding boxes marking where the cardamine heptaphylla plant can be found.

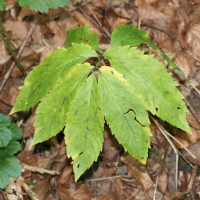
[11,24,190,180]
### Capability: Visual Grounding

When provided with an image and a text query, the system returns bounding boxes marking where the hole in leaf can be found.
[177,107,180,109]
[77,164,80,168]
[79,151,83,156]
[156,108,158,112]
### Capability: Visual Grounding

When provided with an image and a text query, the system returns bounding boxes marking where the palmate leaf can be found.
[64,25,99,51]
[65,72,104,181]
[111,25,187,80]
[16,0,71,12]
[11,44,98,114]
[98,66,151,164]
[32,63,93,145]
[103,46,191,133]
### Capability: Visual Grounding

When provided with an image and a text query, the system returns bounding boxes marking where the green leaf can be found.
[8,124,23,141]
[104,46,191,133]
[16,0,71,12]
[98,66,151,163]
[0,0,5,11]
[0,127,12,148]
[64,25,99,51]
[11,44,98,114]
[65,73,104,181]
[32,63,93,145]
[0,115,22,189]
[111,25,187,80]
[0,113,11,127]
[0,157,21,189]
[0,141,21,157]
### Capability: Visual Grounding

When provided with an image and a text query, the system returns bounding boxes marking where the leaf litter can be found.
[1,0,200,199]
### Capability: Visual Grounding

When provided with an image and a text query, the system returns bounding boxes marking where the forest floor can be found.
[1,0,200,199]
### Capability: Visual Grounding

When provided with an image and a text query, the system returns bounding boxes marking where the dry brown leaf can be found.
[45,194,55,200]
[121,153,153,191]
[18,150,48,167]
[173,112,200,149]
[0,78,21,106]
[174,52,192,78]
[150,18,181,53]
[136,0,168,19]
[91,0,106,7]
[181,139,200,166]
[145,0,159,4]
[32,176,50,200]
[163,191,187,200]
[111,17,132,31]
[101,127,120,163]
[147,186,163,200]
[56,182,90,200]
[4,0,16,10]
[150,168,168,194]
[3,20,29,45]
[17,6,37,21]
[87,167,114,198]
[56,165,73,185]
[186,23,200,60]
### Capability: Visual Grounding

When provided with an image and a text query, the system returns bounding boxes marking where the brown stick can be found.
[0,21,35,93]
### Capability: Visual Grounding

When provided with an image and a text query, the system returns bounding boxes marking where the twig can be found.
[0,16,26,77]
[85,4,111,39]
[184,98,200,126]
[89,175,131,182]
[21,179,40,200]
[141,23,178,40]
[190,83,200,96]
[0,21,35,93]
[160,126,196,159]
[21,163,60,175]
[153,176,159,200]
[151,116,179,191]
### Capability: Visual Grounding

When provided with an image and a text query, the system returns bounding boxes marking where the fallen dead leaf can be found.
[181,139,200,166]
[186,22,200,60]
[32,176,50,200]
[173,112,200,149]
[136,0,168,19]
[121,153,153,191]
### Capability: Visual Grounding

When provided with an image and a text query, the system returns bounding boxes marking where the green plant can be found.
[11,24,191,181]
[0,114,22,189]
[0,0,71,12]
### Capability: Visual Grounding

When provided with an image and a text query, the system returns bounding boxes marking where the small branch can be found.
[0,16,26,77]
[151,116,179,191]
[85,4,111,39]
[141,23,184,49]
[89,175,131,182]
[0,21,35,93]
[21,179,40,200]
[153,176,159,200]
[21,163,60,175]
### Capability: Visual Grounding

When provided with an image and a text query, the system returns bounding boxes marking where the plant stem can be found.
[0,16,27,77]
[95,56,104,69]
